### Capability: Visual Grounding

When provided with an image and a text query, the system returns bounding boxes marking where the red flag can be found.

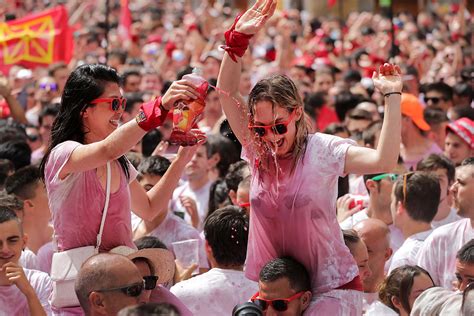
[328,0,337,8]
[118,0,132,42]
[0,5,73,74]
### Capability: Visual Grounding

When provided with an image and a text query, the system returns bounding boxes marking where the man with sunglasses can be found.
[424,81,454,113]
[252,256,312,316]
[388,172,440,272]
[417,158,474,289]
[75,253,147,316]
[25,76,59,126]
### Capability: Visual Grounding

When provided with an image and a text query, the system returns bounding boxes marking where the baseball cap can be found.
[401,93,430,131]
[446,117,474,149]
[202,50,223,63]
[111,246,175,284]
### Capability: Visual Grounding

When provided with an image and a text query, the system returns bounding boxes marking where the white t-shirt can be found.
[0,268,52,316]
[36,242,54,274]
[170,268,258,315]
[388,229,432,273]
[19,249,38,270]
[417,218,474,288]
[169,180,213,231]
[431,208,461,229]
[365,300,398,316]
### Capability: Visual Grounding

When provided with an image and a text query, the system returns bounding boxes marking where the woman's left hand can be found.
[372,63,403,95]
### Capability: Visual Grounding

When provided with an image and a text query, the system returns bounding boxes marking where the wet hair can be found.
[40,64,130,180]
[393,172,440,223]
[118,303,180,316]
[134,236,168,250]
[204,205,249,267]
[248,75,309,173]
[259,256,311,293]
[379,265,434,314]
[416,154,455,184]
[457,239,474,264]
[137,155,171,178]
[5,165,41,200]
[0,140,31,170]
[425,82,453,101]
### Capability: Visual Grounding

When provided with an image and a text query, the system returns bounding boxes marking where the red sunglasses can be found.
[251,291,304,312]
[90,97,127,111]
[239,202,250,208]
[248,110,297,137]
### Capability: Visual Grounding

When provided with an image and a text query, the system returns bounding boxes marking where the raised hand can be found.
[235,0,277,35]
[2,262,34,295]
[0,75,12,98]
[372,63,403,95]
[161,80,201,111]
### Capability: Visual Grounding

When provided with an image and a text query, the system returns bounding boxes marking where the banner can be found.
[118,0,132,42]
[0,6,73,74]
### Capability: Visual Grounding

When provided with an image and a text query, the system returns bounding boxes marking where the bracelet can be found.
[384,92,402,98]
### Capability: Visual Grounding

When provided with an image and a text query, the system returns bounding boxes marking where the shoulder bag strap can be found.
[96,161,111,249]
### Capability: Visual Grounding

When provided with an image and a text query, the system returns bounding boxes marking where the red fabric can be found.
[336,275,363,291]
[316,105,339,131]
[0,100,11,119]
[0,5,73,74]
[136,97,168,132]
[223,14,253,62]
[165,42,177,58]
[327,0,337,8]
[118,0,132,42]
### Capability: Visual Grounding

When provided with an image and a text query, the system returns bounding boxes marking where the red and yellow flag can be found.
[0,6,73,74]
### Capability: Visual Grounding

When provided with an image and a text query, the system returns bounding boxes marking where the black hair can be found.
[342,229,362,253]
[207,179,232,220]
[334,91,364,121]
[207,78,217,94]
[0,192,24,213]
[393,172,440,223]
[0,140,31,170]
[121,69,141,87]
[0,159,14,190]
[48,62,68,77]
[323,123,349,136]
[461,157,474,167]
[425,82,454,101]
[0,206,22,235]
[205,134,240,178]
[5,165,41,200]
[40,64,130,180]
[108,49,128,65]
[118,303,180,316]
[141,129,163,157]
[124,92,144,114]
[0,124,27,143]
[134,236,168,250]
[137,155,171,178]
[224,161,249,193]
[457,239,474,264]
[417,154,455,184]
[451,105,474,121]
[38,103,60,127]
[304,92,326,120]
[203,205,249,267]
[259,256,311,293]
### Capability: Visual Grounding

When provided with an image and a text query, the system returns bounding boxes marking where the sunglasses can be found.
[90,97,127,111]
[95,281,144,297]
[248,110,297,137]
[402,172,415,205]
[143,275,158,290]
[371,173,398,182]
[251,291,304,312]
[424,96,445,104]
[39,82,58,91]
[239,202,250,208]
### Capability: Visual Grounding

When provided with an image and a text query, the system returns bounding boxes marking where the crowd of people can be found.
[0,0,473,315]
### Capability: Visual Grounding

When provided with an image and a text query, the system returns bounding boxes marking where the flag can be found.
[328,0,337,8]
[118,0,132,42]
[0,5,73,74]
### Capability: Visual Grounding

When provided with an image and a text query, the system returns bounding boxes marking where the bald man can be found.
[75,253,145,316]
[353,219,392,313]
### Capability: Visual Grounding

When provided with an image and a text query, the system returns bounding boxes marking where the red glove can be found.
[135,97,169,132]
[222,14,253,62]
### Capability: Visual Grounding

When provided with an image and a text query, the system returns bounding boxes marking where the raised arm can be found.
[344,63,402,174]
[0,76,28,125]
[217,0,277,145]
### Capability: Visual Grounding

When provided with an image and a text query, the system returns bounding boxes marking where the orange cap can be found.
[401,93,430,131]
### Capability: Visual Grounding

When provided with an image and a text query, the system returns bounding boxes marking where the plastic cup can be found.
[171,239,200,272]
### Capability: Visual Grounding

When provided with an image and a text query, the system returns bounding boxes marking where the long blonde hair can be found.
[247,75,309,174]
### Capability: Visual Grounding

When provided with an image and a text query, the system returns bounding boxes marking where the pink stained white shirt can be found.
[416,218,474,289]
[170,268,258,315]
[44,141,137,252]
[243,133,359,294]
[0,268,52,316]
[388,229,432,273]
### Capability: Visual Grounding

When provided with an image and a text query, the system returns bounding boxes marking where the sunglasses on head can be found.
[424,96,445,104]
[248,110,297,137]
[95,281,144,297]
[371,173,398,182]
[39,82,58,91]
[143,275,158,290]
[90,97,127,111]
[251,291,304,312]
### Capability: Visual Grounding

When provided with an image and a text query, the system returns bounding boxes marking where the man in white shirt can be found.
[170,206,257,315]
[353,219,392,313]
[389,172,440,272]
[417,158,474,288]
[0,207,52,315]
[417,154,460,228]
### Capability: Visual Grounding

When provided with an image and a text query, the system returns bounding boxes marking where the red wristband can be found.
[135,96,169,132]
[222,13,253,62]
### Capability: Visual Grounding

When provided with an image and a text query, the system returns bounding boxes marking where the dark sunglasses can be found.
[95,281,144,297]
[248,110,297,137]
[90,97,127,111]
[143,275,158,290]
[39,82,58,91]
[424,96,445,104]
[251,291,304,312]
